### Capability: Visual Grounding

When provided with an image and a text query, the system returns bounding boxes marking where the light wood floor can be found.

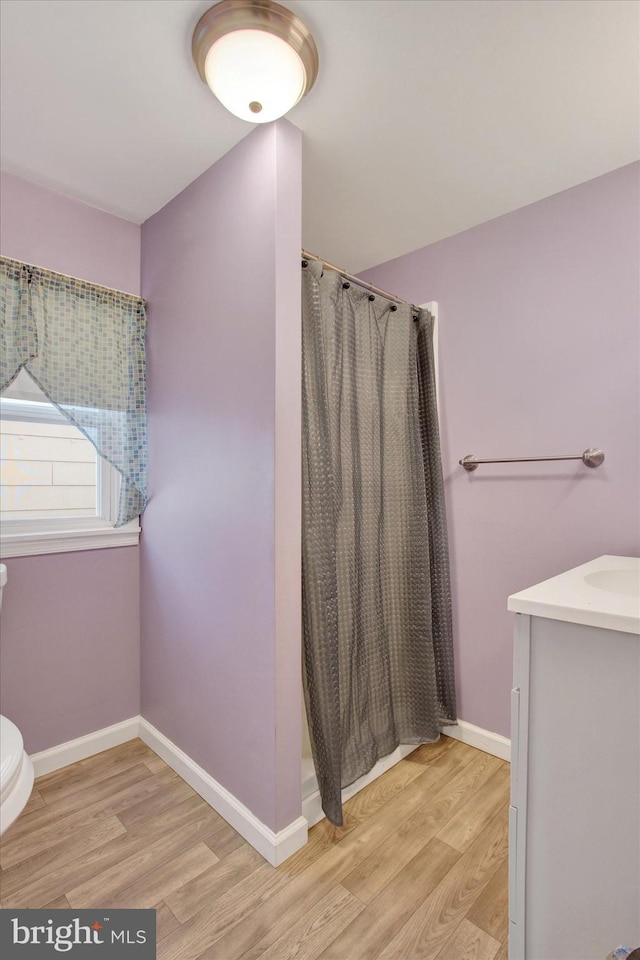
[0,736,510,960]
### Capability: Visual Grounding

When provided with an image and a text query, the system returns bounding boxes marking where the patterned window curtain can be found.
[0,257,147,526]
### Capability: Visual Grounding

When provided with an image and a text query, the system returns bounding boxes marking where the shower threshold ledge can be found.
[301,743,418,827]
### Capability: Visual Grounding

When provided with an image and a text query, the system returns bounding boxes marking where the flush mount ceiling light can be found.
[192,0,319,123]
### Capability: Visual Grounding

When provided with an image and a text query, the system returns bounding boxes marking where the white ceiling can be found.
[1,0,638,272]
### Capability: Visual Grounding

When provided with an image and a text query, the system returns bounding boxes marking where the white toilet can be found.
[0,563,34,835]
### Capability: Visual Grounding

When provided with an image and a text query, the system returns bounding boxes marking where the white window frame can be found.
[1,396,140,558]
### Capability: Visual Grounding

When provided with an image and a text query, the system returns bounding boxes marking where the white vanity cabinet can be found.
[507,556,640,960]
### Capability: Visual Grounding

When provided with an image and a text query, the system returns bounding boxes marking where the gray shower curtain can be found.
[302,259,456,826]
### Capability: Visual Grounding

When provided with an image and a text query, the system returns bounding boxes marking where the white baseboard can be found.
[29,717,141,778]
[138,718,307,867]
[28,715,307,866]
[442,719,511,762]
[27,715,507,861]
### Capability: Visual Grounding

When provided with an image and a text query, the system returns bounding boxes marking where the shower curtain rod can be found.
[301,249,419,317]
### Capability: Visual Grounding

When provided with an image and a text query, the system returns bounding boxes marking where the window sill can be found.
[0,523,140,558]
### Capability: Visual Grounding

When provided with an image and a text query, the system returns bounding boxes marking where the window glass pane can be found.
[0,415,98,521]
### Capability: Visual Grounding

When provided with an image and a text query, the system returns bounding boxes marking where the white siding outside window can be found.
[1,418,98,520]
[1,370,140,557]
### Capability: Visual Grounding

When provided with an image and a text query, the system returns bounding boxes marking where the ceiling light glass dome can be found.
[192,0,319,124]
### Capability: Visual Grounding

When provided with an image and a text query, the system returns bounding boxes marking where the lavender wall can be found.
[361,162,640,737]
[140,122,302,832]
[0,172,141,294]
[1,550,140,753]
[0,173,141,753]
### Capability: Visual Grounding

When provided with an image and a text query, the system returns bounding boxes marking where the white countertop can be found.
[508,555,640,635]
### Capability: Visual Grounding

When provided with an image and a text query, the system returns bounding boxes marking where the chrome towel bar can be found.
[459,448,605,472]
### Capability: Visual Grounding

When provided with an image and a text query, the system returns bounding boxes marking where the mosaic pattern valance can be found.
[0,257,147,525]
